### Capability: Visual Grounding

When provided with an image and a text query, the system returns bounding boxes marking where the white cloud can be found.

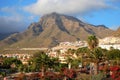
[0,7,29,33]
[24,0,109,15]
[0,7,33,33]
[0,16,28,33]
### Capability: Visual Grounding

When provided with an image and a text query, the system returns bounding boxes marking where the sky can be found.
[0,0,120,33]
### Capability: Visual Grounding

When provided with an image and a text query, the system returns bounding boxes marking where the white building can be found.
[99,44,120,50]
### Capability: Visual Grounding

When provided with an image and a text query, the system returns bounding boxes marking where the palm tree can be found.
[67,48,76,55]
[87,35,99,50]
[66,56,73,69]
[90,48,103,74]
[31,51,60,79]
[56,50,61,58]
[31,51,51,77]
[87,35,100,74]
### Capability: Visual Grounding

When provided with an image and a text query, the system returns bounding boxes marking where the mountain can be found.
[0,12,113,48]
[112,27,120,37]
[0,33,15,40]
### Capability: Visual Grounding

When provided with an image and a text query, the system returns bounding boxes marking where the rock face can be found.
[0,12,113,48]
[112,27,120,37]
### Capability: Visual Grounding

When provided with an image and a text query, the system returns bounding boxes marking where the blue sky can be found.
[0,0,120,33]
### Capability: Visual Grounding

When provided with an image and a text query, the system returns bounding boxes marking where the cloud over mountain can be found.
[0,7,32,33]
[24,0,109,15]
[0,16,27,33]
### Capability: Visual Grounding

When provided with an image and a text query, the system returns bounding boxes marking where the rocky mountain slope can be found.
[112,27,120,37]
[0,13,113,48]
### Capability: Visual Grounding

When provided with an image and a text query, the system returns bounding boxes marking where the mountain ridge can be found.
[0,12,113,48]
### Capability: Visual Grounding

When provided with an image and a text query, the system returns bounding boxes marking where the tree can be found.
[76,47,89,54]
[72,58,81,69]
[2,57,22,74]
[87,35,99,50]
[67,48,76,55]
[106,49,120,65]
[87,35,101,74]
[48,57,60,71]
[31,51,50,77]
[2,57,22,69]
[76,47,90,69]
[65,49,77,69]
[66,56,73,69]
[30,51,60,77]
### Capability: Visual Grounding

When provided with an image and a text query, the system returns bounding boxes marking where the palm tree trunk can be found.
[64,76,67,80]
[90,63,93,75]
[94,62,99,75]
[41,65,45,80]
[68,63,71,69]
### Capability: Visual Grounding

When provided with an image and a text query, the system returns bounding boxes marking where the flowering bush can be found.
[109,66,120,80]
[62,68,77,79]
